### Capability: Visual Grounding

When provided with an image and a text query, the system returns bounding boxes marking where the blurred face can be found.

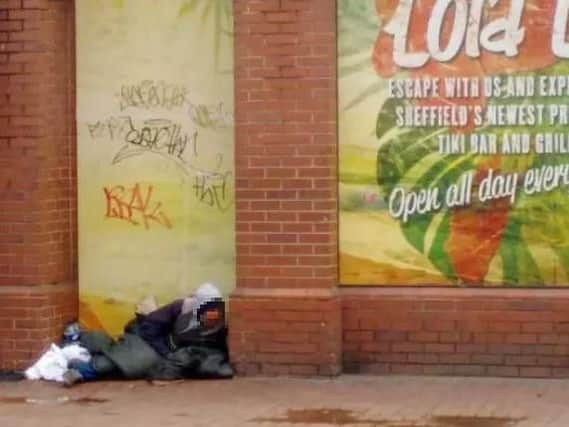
[200,307,224,329]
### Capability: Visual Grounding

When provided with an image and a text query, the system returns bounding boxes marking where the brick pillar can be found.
[0,0,77,370]
[229,0,341,376]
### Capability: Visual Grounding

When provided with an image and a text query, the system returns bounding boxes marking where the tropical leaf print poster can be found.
[339,0,569,287]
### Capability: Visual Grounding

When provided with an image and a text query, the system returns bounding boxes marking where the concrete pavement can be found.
[1,375,569,426]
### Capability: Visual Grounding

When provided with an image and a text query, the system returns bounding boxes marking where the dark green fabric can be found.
[80,331,160,379]
[80,331,114,354]
[90,354,118,376]
[149,346,232,380]
[104,334,160,379]
[80,330,233,381]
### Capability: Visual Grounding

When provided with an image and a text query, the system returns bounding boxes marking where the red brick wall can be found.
[343,288,569,378]
[0,284,77,370]
[229,0,341,376]
[228,0,569,379]
[230,289,342,376]
[0,0,77,370]
[2,0,567,378]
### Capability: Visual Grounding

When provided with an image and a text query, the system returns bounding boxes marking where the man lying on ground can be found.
[63,283,233,386]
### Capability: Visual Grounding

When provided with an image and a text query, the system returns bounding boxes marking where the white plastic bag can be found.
[61,344,91,364]
[25,343,91,383]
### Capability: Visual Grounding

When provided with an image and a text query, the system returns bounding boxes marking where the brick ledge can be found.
[340,286,569,298]
[232,287,339,300]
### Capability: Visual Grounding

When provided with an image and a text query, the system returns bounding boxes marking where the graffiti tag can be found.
[87,116,133,141]
[103,183,172,229]
[188,101,233,129]
[118,80,187,111]
[193,171,232,212]
[122,118,191,160]
[88,116,195,165]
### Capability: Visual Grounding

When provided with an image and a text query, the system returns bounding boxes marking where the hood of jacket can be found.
[180,283,223,317]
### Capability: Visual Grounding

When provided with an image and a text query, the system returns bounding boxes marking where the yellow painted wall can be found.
[76,0,234,335]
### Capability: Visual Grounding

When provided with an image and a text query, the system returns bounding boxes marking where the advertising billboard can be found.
[339,1,569,286]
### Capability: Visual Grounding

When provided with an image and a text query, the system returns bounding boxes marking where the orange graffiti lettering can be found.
[103,183,172,230]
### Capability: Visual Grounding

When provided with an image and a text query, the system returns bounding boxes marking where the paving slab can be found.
[1,375,568,427]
